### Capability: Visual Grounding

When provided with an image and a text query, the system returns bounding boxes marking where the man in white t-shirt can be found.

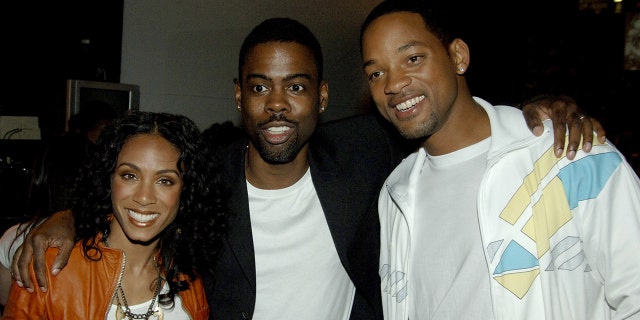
[361,1,639,319]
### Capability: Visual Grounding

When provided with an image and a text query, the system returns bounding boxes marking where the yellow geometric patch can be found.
[522,177,572,258]
[500,146,558,225]
[494,269,540,299]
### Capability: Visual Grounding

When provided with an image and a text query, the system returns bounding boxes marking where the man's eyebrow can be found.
[246,73,270,81]
[245,73,312,82]
[398,40,422,53]
[284,73,312,82]
[363,59,375,70]
[363,40,424,70]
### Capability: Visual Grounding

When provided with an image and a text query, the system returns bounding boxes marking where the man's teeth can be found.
[267,126,288,133]
[395,95,425,111]
[128,210,159,223]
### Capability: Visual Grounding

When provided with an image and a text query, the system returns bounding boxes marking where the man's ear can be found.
[451,38,470,75]
[319,80,329,113]
[234,78,242,111]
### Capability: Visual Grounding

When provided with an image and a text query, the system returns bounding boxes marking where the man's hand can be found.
[11,210,75,293]
[521,94,606,160]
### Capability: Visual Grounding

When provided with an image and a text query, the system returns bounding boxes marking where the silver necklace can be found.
[114,257,163,320]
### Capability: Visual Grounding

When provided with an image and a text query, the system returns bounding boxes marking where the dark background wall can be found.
[0,1,124,231]
[0,1,124,139]
[459,0,636,129]
[0,0,638,232]
[1,0,637,139]
[468,0,640,175]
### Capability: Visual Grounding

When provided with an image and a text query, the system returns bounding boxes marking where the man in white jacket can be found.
[360,1,640,319]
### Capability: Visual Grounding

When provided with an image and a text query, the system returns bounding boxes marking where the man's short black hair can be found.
[360,0,465,57]
[238,17,324,82]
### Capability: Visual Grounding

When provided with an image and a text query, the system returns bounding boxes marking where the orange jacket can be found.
[2,241,209,319]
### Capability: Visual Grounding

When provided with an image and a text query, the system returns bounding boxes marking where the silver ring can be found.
[578,114,586,120]
[9,271,14,279]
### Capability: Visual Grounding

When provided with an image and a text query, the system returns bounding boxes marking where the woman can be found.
[3,111,228,319]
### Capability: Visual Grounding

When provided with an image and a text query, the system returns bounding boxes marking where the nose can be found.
[265,87,291,113]
[384,70,410,95]
[133,182,157,206]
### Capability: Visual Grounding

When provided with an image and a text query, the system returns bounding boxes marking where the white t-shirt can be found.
[248,168,355,319]
[410,138,493,319]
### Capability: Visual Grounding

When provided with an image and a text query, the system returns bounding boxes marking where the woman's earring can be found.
[236,105,241,111]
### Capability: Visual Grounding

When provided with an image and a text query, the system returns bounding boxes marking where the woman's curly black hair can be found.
[69,111,229,308]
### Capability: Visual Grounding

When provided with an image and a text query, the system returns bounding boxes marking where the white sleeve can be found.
[582,160,640,319]
[0,224,25,269]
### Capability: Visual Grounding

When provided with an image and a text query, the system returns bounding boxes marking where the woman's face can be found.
[110,134,183,244]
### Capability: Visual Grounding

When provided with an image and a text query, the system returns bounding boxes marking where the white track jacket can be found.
[379,97,640,320]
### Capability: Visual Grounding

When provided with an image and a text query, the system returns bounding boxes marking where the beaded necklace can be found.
[114,256,163,320]
[104,232,163,320]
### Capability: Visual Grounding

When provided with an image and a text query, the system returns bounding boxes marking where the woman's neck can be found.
[106,221,160,275]
[107,221,162,305]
